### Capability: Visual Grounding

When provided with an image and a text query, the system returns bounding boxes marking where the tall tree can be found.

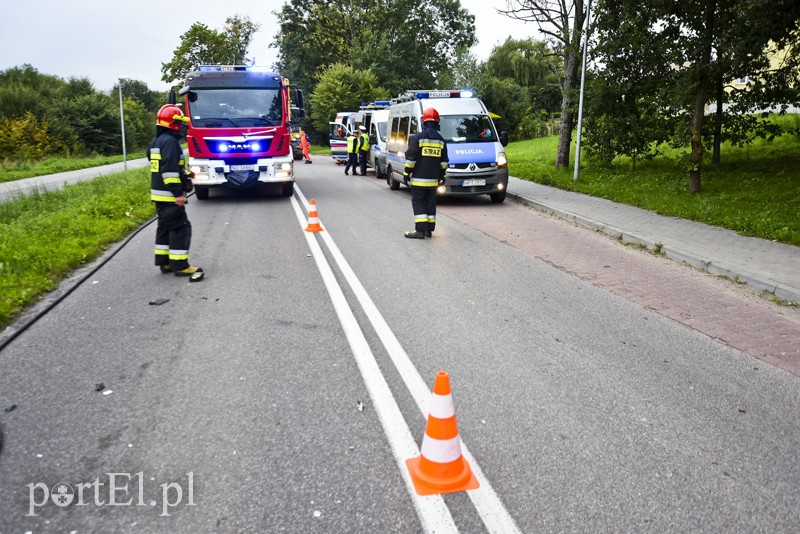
[161,15,261,85]
[308,63,389,133]
[500,0,591,168]
[272,0,475,99]
[591,0,800,192]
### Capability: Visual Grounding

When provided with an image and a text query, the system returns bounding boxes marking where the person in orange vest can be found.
[300,129,312,164]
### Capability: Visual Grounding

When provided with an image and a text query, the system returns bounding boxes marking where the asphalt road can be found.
[0,157,798,533]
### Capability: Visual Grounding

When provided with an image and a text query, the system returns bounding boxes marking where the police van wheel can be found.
[387,167,400,190]
[490,190,506,203]
[374,159,384,179]
[195,186,209,200]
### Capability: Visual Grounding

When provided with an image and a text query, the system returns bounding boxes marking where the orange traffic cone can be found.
[305,198,323,232]
[406,371,479,496]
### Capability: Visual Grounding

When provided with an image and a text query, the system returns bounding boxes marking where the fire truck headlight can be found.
[190,165,209,180]
[278,163,292,171]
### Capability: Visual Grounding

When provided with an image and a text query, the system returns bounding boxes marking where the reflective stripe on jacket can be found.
[147,131,185,203]
[404,126,448,187]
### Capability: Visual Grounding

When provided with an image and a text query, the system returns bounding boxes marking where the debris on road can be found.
[149,298,170,306]
[4,404,16,413]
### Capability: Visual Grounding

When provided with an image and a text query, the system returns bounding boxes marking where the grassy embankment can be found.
[1,130,798,328]
[0,152,147,183]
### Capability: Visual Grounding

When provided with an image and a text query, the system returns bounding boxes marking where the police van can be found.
[328,111,357,163]
[384,90,509,202]
[356,101,391,178]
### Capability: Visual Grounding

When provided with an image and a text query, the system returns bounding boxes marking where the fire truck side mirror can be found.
[167,91,176,105]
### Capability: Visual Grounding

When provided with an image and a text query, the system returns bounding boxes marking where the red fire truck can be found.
[170,65,304,199]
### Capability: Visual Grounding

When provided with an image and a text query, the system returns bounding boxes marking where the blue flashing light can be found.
[218,143,229,152]
[251,142,262,152]
[373,100,391,106]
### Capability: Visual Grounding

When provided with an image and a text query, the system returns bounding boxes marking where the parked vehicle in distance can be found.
[384,90,509,203]
[367,108,390,179]
[328,111,357,164]
[290,124,303,161]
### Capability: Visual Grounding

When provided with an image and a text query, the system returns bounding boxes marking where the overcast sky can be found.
[0,0,536,93]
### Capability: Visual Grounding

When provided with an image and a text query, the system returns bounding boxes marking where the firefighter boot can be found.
[404,230,425,239]
[175,266,205,282]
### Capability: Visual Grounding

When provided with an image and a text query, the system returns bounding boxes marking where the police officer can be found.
[403,107,448,239]
[344,129,359,175]
[357,125,370,176]
[148,104,204,281]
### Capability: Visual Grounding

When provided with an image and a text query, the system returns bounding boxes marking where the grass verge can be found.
[506,132,800,247]
[0,169,154,328]
[0,152,147,183]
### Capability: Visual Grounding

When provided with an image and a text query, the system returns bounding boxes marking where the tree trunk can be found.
[688,0,716,193]
[712,73,723,168]
[556,47,581,168]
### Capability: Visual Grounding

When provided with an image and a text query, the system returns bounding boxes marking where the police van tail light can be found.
[497,151,508,169]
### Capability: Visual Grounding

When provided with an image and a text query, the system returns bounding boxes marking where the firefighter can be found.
[357,125,370,176]
[344,128,360,175]
[403,107,448,239]
[148,104,204,281]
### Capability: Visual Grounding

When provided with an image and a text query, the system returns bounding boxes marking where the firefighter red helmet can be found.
[156,104,189,131]
[422,107,440,123]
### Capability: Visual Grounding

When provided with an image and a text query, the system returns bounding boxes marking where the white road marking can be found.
[293,187,521,534]
[289,195,458,534]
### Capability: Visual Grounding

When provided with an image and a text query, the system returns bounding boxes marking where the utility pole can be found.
[574,0,592,181]
[118,78,130,171]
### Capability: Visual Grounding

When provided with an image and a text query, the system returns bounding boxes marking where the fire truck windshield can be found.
[187,88,283,127]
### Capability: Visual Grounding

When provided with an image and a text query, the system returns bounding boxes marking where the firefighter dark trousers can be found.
[411,186,437,233]
[154,203,192,271]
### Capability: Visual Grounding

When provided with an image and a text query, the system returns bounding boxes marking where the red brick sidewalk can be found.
[442,201,800,378]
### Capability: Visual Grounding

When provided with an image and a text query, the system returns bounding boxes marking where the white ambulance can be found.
[384,90,509,202]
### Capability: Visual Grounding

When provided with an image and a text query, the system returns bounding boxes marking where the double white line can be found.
[290,189,520,534]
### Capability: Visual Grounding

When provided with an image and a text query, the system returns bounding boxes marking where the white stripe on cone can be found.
[420,435,463,464]
[428,392,454,420]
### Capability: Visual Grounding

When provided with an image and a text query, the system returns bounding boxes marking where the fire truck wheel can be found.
[195,186,209,200]
[282,183,294,197]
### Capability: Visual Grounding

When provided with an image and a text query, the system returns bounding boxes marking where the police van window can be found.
[398,116,409,145]
[439,115,497,143]
[377,122,387,142]
[388,118,398,145]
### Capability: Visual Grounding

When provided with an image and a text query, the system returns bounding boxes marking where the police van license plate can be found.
[230,165,252,171]
[463,179,486,187]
